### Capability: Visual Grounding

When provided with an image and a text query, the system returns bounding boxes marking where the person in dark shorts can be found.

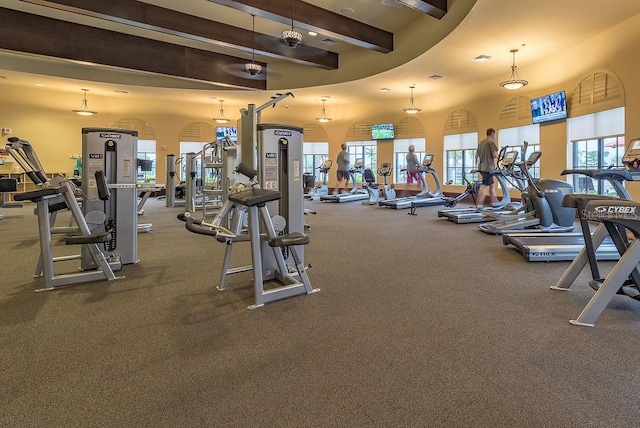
[334,143,350,195]
[475,128,499,208]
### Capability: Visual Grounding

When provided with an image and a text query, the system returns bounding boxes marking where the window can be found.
[394,138,425,184]
[303,142,329,182]
[138,140,157,182]
[346,142,377,183]
[571,137,625,194]
[568,107,625,195]
[444,132,478,185]
[179,142,207,182]
[498,125,541,187]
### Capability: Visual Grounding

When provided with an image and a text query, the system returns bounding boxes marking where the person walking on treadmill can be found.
[334,143,350,195]
[406,144,421,185]
[476,127,499,208]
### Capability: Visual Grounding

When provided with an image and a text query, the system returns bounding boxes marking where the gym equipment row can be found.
[319,158,369,203]
[379,154,445,209]
[438,146,529,223]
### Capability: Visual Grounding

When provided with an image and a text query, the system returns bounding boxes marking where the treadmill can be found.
[503,141,640,261]
[408,157,450,212]
[379,154,443,209]
[438,148,529,223]
[320,158,369,203]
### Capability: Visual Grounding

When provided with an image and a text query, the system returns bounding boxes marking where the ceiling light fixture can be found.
[499,49,528,90]
[245,14,262,76]
[72,89,97,116]
[213,100,229,124]
[281,0,302,48]
[402,85,421,114]
[315,99,332,123]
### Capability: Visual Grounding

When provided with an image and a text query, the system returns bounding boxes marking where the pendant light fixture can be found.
[72,89,97,116]
[213,100,229,124]
[245,14,262,76]
[402,85,421,114]
[499,49,528,90]
[315,98,332,123]
[281,0,302,48]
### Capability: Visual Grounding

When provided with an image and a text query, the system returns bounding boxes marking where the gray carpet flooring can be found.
[2,196,640,428]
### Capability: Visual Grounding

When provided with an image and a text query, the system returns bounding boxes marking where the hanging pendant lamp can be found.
[281,0,302,48]
[315,99,332,123]
[245,14,262,76]
[402,85,421,114]
[213,100,229,124]
[72,89,97,116]
[499,49,528,90]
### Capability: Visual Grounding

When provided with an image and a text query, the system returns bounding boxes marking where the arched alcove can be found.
[179,121,216,142]
[443,109,478,133]
[345,121,372,141]
[570,70,624,116]
[111,117,156,139]
[499,96,532,124]
[302,122,329,142]
[395,116,425,139]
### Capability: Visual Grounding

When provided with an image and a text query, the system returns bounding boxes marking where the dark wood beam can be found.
[20,0,338,69]
[398,0,447,19]
[209,0,394,53]
[0,7,266,90]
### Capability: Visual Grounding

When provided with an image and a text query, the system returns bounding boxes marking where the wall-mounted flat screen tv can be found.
[531,90,567,124]
[371,123,394,140]
[216,126,238,142]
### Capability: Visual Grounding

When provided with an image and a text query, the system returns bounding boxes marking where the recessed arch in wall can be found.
[179,121,217,142]
[302,122,329,142]
[345,121,372,141]
[443,109,478,134]
[570,70,624,116]
[395,116,425,139]
[110,118,156,139]
[499,96,532,124]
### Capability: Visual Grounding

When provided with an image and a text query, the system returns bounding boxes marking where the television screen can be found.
[531,91,567,124]
[371,123,394,140]
[216,126,238,142]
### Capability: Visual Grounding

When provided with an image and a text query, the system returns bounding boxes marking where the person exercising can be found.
[334,143,350,195]
[476,127,499,208]
[406,144,421,185]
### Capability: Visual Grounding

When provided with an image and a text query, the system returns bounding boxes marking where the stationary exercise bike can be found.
[362,163,396,205]
[377,163,396,201]
[309,159,332,201]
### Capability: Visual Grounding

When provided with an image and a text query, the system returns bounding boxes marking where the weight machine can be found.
[81,128,138,269]
[6,137,123,291]
[184,92,319,308]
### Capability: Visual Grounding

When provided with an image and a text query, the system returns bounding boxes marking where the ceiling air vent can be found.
[381,0,403,8]
[428,74,444,80]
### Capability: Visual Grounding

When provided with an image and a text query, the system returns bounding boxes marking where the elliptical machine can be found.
[478,148,575,235]
[309,159,332,201]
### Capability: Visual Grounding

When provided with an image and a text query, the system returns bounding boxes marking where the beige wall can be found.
[2,13,640,200]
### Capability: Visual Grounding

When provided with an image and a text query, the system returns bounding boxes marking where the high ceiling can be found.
[0,0,640,111]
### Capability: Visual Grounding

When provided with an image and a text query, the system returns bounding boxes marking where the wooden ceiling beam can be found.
[209,0,394,53]
[0,7,266,89]
[398,0,447,19]
[19,0,338,69]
